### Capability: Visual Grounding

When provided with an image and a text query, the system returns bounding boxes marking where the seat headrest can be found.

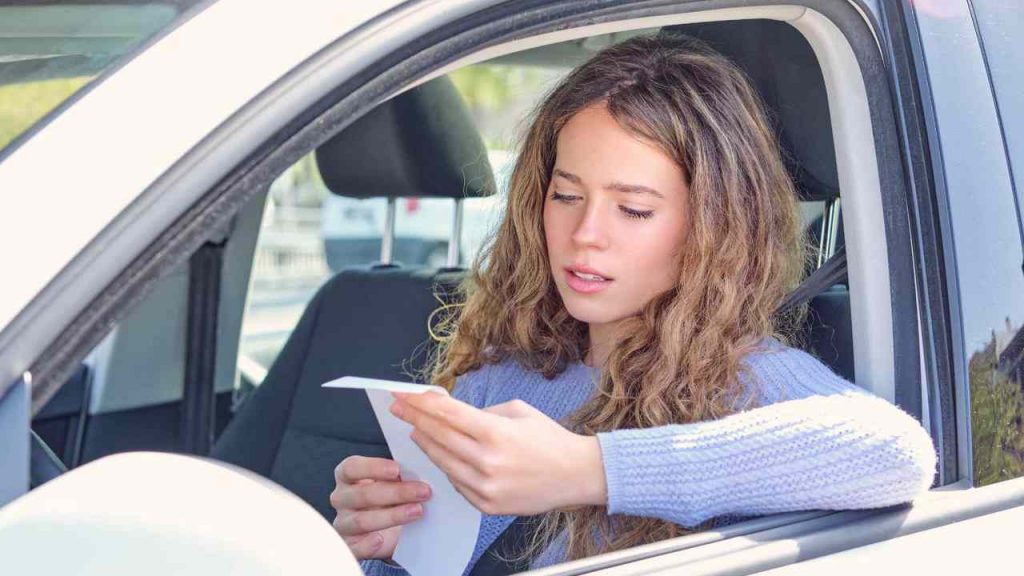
[661,21,840,202]
[315,76,497,200]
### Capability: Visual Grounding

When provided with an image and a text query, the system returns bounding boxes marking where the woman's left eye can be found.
[620,206,655,220]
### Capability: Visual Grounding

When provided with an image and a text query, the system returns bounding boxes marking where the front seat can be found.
[212,76,496,520]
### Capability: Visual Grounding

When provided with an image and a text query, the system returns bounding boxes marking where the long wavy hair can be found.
[426,33,809,564]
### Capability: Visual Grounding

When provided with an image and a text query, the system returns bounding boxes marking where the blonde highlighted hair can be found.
[427,33,809,563]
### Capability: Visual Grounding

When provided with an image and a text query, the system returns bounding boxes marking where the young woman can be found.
[330,34,936,575]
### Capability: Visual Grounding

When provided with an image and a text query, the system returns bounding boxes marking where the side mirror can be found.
[0,452,362,575]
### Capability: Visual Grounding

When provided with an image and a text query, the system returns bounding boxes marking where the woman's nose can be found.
[570,201,610,250]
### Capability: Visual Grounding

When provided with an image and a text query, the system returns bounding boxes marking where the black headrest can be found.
[315,76,497,200]
[661,21,840,201]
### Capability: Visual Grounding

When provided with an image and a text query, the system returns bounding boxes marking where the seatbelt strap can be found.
[181,240,226,455]
[467,516,536,576]
[776,245,847,316]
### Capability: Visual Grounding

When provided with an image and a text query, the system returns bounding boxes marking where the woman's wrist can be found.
[568,434,608,507]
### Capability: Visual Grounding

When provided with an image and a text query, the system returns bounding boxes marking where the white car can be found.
[0,0,1022,575]
[319,150,510,270]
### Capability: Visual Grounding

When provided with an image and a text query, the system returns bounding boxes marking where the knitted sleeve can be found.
[595,346,937,528]
[360,559,409,576]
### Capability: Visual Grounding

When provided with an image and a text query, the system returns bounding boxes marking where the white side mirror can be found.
[0,452,362,575]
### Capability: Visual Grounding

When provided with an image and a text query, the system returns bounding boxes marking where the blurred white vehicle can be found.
[319,150,510,270]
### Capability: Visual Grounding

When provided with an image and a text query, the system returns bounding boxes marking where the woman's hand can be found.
[389,392,607,516]
[330,455,432,560]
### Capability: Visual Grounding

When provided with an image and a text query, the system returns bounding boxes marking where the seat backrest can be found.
[661,20,838,203]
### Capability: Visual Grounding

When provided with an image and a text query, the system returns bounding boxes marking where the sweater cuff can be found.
[596,428,703,525]
[360,559,409,576]
[596,429,661,516]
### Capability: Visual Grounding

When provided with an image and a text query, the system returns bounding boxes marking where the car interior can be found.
[27,12,900,571]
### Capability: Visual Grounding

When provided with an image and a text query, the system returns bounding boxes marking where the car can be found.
[0,0,1022,574]
[319,150,511,272]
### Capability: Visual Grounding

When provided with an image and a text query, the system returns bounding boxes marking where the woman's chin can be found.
[562,300,625,326]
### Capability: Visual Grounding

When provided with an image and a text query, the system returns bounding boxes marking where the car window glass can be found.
[920,2,1024,486]
[970,1,1024,486]
[0,1,207,155]
[972,0,1024,229]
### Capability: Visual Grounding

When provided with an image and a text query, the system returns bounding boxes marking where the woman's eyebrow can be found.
[553,168,664,199]
[606,182,665,199]
[552,168,583,185]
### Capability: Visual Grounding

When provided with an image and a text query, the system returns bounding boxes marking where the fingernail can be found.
[390,402,404,417]
[372,533,384,549]
[405,504,422,519]
[416,484,431,499]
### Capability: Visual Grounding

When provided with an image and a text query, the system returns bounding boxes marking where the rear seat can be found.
[212,76,494,520]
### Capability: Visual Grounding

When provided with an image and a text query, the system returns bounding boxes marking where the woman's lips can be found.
[564,268,613,294]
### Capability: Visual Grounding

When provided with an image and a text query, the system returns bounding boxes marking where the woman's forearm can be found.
[595,390,936,527]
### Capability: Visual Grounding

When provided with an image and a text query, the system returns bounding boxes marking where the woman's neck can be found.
[585,321,620,368]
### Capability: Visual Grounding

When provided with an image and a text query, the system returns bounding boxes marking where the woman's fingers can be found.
[396,405,482,463]
[392,391,496,441]
[336,455,401,485]
[333,479,431,510]
[411,426,486,484]
[333,503,424,536]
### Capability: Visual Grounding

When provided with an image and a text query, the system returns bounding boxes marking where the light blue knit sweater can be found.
[361,338,936,576]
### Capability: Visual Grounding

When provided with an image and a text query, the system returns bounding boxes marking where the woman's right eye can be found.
[550,191,581,203]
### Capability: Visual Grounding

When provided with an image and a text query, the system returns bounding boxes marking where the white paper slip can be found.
[322,376,481,576]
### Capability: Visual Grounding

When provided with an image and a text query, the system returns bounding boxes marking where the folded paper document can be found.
[322,376,481,576]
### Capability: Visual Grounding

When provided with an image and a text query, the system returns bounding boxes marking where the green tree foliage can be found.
[448,64,560,149]
[970,336,1024,485]
[0,76,91,151]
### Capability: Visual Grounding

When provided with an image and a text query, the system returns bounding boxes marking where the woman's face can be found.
[543,104,691,329]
